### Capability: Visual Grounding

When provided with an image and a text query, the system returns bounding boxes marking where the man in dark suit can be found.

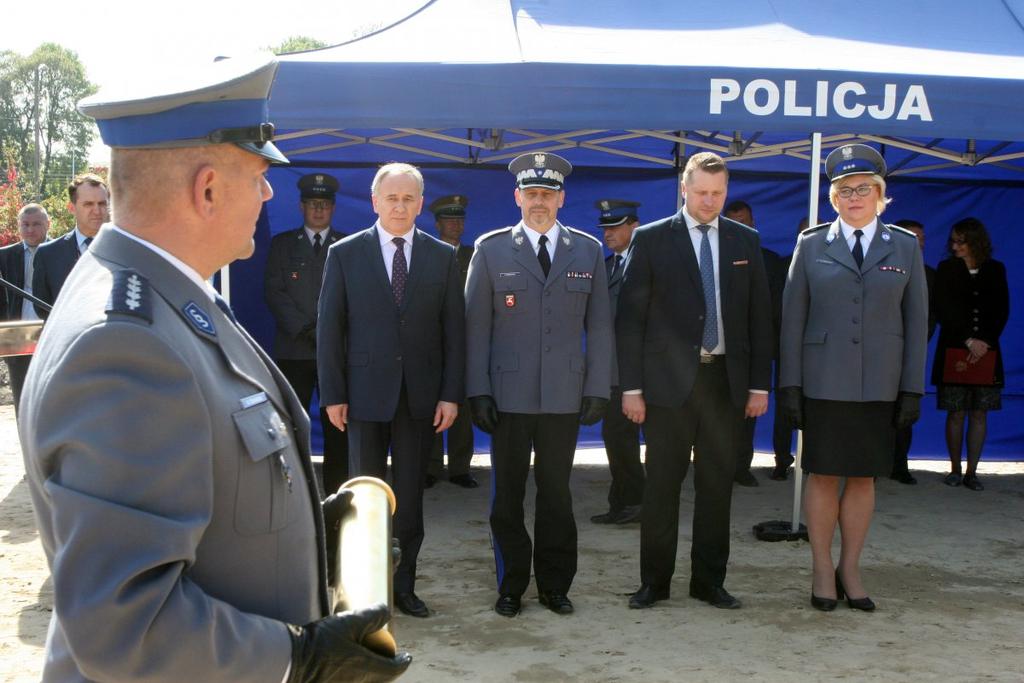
[0,203,49,412]
[618,152,772,610]
[265,172,348,496]
[889,218,937,485]
[32,173,109,318]
[465,153,612,618]
[318,163,465,619]
[425,194,477,489]
[591,199,645,525]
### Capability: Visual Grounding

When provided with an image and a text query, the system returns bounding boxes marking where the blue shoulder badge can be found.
[182,301,217,337]
[106,270,153,323]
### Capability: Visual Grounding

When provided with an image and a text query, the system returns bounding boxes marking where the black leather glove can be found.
[469,395,499,433]
[323,488,353,587]
[894,392,922,429]
[287,604,411,683]
[776,386,804,430]
[578,396,609,425]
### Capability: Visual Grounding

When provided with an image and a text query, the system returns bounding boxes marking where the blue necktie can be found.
[698,224,718,353]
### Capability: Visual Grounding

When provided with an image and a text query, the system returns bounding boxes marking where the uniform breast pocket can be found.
[495,274,528,313]
[232,402,292,535]
[565,277,593,314]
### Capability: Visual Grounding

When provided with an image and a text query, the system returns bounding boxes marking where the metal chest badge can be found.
[505,293,516,308]
[881,231,891,242]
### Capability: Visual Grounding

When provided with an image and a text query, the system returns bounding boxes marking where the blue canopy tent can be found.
[232,0,1024,458]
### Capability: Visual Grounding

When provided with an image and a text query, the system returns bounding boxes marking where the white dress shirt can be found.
[681,208,725,356]
[520,221,560,262]
[377,222,416,282]
[839,218,878,261]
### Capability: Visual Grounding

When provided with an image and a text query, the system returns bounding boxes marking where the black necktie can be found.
[82,236,93,253]
[852,229,865,268]
[312,232,322,255]
[537,235,551,278]
[214,293,237,324]
[611,254,623,279]
[391,237,408,306]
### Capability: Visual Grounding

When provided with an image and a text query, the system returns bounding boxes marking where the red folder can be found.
[942,348,997,385]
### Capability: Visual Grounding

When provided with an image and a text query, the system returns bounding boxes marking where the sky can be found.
[4,0,427,163]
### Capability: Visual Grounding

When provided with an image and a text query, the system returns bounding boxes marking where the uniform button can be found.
[545,290,552,297]
[698,315,704,321]
[855,277,862,283]
[545,308,552,314]
[266,428,276,440]
[396,355,402,362]
[853,297,860,304]
[544,346,551,352]
[973,309,979,313]
[973,291,979,296]
[545,327,551,333]
[973,326,979,331]
[852,338,860,344]
[852,317,859,324]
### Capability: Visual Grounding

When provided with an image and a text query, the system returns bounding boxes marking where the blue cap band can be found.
[95,98,269,148]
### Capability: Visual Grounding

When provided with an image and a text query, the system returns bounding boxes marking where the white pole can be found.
[791,430,804,531]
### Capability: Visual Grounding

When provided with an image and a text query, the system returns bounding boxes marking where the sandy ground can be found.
[2,401,1023,682]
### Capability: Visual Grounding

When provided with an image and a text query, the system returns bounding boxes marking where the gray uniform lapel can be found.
[511,223,547,283]
[823,219,861,274]
[860,219,895,272]
[544,223,575,287]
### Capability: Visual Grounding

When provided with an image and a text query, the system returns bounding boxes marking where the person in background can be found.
[0,204,49,412]
[591,199,645,525]
[931,217,1009,491]
[889,218,937,485]
[779,144,927,612]
[265,172,349,496]
[425,194,478,489]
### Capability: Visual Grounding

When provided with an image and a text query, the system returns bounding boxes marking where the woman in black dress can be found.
[779,144,928,612]
[932,218,1009,491]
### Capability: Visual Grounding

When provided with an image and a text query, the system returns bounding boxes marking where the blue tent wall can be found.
[231,164,1023,460]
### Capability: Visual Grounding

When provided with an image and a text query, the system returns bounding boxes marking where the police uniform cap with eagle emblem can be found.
[825,143,886,182]
[508,152,573,190]
[297,173,339,200]
[429,194,469,219]
[595,199,641,228]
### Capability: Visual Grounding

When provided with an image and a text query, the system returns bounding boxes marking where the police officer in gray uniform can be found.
[465,152,613,618]
[265,172,348,495]
[18,58,410,682]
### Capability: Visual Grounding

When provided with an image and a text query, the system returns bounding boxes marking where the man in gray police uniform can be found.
[265,172,349,496]
[18,57,410,683]
[465,152,613,618]
[425,194,478,489]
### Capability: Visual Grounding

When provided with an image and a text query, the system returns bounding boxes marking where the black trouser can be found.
[892,425,913,476]
[4,355,30,415]
[640,360,742,592]
[428,400,474,477]
[600,387,644,510]
[736,416,756,474]
[347,385,434,595]
[489,412,580,597]
[276,358,349,495]
[773,407,796,469]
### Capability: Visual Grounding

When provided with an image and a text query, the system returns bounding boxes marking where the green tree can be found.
[270,36,328,54]
[0,43,97,198]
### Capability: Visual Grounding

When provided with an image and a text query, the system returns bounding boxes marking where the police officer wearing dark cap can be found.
[590,200,645,525]
[465,152,613,617]
[779,143,927,611]
[265,172,349,496]
[425,194,478,489]
[18,57,410,682]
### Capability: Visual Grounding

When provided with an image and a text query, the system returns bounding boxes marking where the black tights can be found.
[945,410,987,475]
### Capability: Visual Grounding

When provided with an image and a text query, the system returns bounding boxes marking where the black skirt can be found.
[801,399,896,477]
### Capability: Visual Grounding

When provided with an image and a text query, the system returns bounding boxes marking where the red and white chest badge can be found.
[505,294,516,308]
[290,272,299,280]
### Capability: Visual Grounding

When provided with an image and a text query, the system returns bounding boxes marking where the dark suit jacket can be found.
[455,244,473,288]
[317,226,465,422]
[616,211,773,409]
[264,227,344,360]
[930,257,1008,386]
[0,242,27,319]
[32,232,82,318]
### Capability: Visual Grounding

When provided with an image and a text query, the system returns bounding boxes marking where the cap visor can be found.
[239,140,288,164]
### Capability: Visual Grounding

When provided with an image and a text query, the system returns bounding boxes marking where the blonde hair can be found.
[829,173,892,215]
[682,152,729,185]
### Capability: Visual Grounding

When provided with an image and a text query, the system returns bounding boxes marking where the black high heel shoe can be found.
[835,570,875,611]
[810,592,837,611]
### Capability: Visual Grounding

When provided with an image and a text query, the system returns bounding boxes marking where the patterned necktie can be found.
[312,232,322,255]
[698,224,719,353]
[852,229,865,268]
[537,234,551,278]
[391,237,408,306]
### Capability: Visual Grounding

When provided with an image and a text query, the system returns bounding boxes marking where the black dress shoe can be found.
[590,509,619,524]
[962,473,984,491]
[628,584,669,609]
[734,470,759,487]
[769,465,790,481]
[448,473,479,489]
[494,594,521,617]
[890,471,918,485]
[835,570,875,612]
[538,591,574,614]
[424,474,437,489]
[612,504,642,524]
[395,592,429,618]
[810,593,838,611]
[689,584,741,609]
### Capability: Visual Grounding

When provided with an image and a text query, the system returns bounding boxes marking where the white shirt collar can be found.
[681,208,719,231]
[376,222,416,247]
[111,225,217,301]
[519,221,562,251]
[839,217,878,244]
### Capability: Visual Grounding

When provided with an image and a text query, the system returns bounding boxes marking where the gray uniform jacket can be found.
[465,221,613,413]
[264,226,344,359]
[19,227,327,682]
[780,218,928,401]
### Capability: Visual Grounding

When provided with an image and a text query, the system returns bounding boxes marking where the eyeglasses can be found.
[303,200,333,211]
[949,238,967,245]
[836,184,875,199]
